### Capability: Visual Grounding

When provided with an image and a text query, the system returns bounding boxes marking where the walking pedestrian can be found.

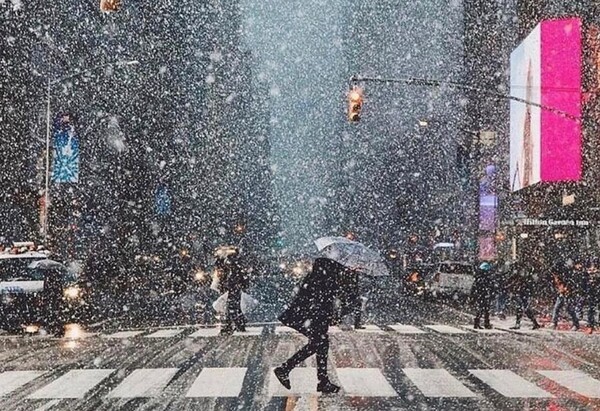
[274,258,346,394]
[551,263,580,330]
[584,259,600,333]
[494,261,510,320]
[470,262,494,329]
[506,262,540,330]
[338,268,365,329]
[216,247,249,335]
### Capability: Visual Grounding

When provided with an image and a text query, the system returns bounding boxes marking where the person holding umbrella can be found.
[274,257,347,394]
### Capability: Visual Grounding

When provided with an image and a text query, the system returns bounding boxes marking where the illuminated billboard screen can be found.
[510,18,582,192]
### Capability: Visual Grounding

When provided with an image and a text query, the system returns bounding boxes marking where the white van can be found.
[427,261,475,297]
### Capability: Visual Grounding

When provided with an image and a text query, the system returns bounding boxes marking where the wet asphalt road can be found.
[0,295,599,411]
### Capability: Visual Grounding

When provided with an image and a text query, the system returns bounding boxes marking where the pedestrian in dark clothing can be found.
[274,258,345,394]
[338,268,364,329]
[216,248,249,335]
[584,260,600,332]
[505,263,540,330]
[551,264,580,330]
[470,262,494,329]
[43,268,65,336]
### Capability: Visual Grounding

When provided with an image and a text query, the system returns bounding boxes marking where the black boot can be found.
[473,319,482,329]
[273,366,291,390]
[317,378,340,394]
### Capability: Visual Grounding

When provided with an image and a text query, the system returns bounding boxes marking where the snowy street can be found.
[1,295,599,411]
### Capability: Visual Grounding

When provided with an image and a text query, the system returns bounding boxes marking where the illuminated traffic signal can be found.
[347,86,363,122]
[100,0,122,11]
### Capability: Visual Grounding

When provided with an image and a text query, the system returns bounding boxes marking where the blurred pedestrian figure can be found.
[338,268,365,329]
[43,267,65,337]
[506,262,540,330]
[584,259,600,333]
[274,258,345,394]
[572,260,587,321]
[216,247,249,335]
[551,263,580,331]
[470,262,494,329]
[494,261,510,320]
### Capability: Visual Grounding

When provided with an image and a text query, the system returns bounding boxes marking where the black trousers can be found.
[224,289,245,330]
[474,299,491,326]
[515,295,538,325]
[282,325,330,382]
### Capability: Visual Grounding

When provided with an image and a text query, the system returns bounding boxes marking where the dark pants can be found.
[552,295,579,327]
[281,324,330,382]
[224,290,245,330]
[514,295,538,325]
[588,296,598,328]
[474,299,491,327]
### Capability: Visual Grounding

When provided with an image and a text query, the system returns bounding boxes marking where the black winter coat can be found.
[470,269,494,304]
[278,258,344,337]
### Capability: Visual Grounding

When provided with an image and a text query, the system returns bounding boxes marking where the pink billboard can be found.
[510,18,582,192]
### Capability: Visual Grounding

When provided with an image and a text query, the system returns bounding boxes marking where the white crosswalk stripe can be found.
[0,371,44,397]
[274,326,299,334]
[424,325,470,334]
[107,368,178,398]
[402,368,477,397]
[145,329,185,338]
[460,325,507,334]
[337,368,397,396]
[389,324,426,334]
[188,328,220,337]
[28,369,115,399]
[537,370,600,398]
[186,367,247,397]
[469,369,553,398]
[4,365,599,400]
[269,367,317,396]
[356,325,385,334]
[103,331,144,339]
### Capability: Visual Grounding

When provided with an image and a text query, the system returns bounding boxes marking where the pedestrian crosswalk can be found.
[6,322,600,342]
[2,365,599,401]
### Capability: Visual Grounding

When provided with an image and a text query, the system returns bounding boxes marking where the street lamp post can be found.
[41,59,140,243]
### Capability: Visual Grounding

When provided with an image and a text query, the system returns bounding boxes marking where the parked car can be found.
[0,245,87,334]
[426,261,476,299]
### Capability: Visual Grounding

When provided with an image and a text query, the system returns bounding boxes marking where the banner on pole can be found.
[51,113,80,183]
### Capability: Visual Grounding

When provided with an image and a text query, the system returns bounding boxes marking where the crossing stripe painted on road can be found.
[424,325,469,334]
[186,367,247,397]
[469,369,553,398]
[337,368,397,397]
[28,369,115,399]
[389,324,426,334]
[537,370,600,398]
[274,326,299,334]
[103,331,144,339]
[107,368,178,398]
[188,328,220,337]
[402,368,477,397]
[236,326,264,336]
[356,325,385,334]
[0,371,44,397]
[460,326,507,334]
[144,329,185,338]
[269,367,318,397]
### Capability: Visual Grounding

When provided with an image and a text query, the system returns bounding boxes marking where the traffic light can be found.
[347,86,363,122]
[100,0,122,11]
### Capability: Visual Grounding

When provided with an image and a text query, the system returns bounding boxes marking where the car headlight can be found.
[63,286,81,300]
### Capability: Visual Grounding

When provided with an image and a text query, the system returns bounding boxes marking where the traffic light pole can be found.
[348,75,581,122]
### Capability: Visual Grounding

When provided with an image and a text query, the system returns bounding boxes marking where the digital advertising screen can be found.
[510,18,582,192]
